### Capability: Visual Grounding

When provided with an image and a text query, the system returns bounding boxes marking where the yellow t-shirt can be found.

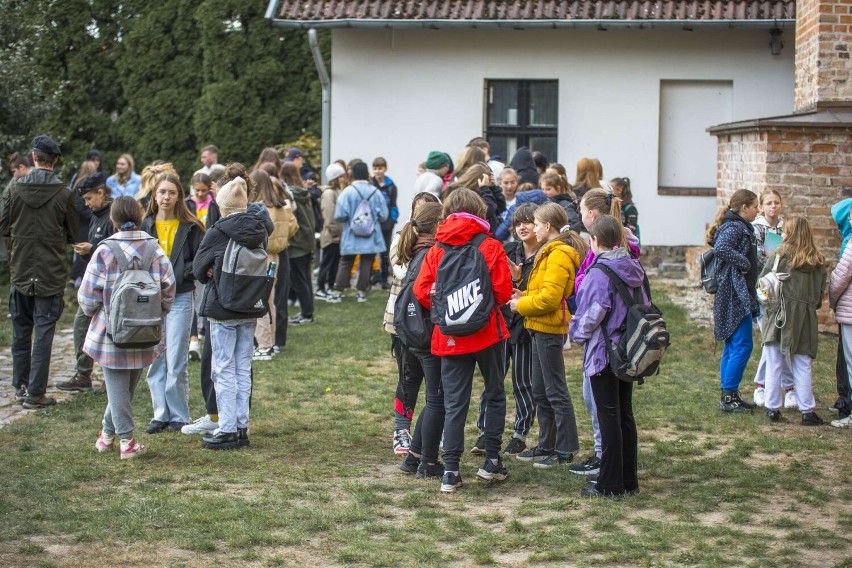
[155,218,180,257]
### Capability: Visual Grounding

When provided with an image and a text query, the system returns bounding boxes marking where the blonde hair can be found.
[534,202,589,259]
[72,160,98,191]
[575,157,600,188]
[777,216,825,270]
[115,153,135,186]
[759,188,782,207]
[581,189,627,250]
[705,189,757,243]
[539,172,573,195]
[138,162,178,202]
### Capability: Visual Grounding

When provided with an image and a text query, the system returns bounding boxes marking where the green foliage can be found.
[2,0,326,184]
[276,133,322,168]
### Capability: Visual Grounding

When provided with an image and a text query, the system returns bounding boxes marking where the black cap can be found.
[86,149,103,161]
[302,170,317,181]
[31,134,61,156]
[351,161,369,181]
[77,172,107,195]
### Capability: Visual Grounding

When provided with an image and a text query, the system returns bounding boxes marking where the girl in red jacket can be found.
[414,188,513,493]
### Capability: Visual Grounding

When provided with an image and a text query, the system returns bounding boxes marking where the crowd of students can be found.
[708,188,852,428]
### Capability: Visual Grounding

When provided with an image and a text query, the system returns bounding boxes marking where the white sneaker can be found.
[831,414,852,428]
[563,336,571,351]
[356,291,368,303]
[753,387,766,407]
[784,390,799,409]
[325,291,343,304]
[189,340,200,361]
[181,415,218,435]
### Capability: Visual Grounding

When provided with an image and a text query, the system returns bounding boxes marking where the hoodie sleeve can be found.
[64,189,79,244]
[570,268,611,345]
[193,228,221,284]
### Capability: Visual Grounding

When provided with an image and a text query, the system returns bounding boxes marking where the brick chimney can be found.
[795,0,852,111]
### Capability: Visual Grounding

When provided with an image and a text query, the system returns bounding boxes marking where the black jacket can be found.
[185,196,221,229]
[479,184,507,234]
[141,215,204,294]
[0,169,78,296]
[193,204,274,321]
[503,241,536,344]
[371,176,398,232]
[550,193,583,234]
[509,147,540,186]
[83,200,116,264]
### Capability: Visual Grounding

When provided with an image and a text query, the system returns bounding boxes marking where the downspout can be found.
[308,28,331,182]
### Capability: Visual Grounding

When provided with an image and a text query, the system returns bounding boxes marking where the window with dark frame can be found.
[485,80,558,164]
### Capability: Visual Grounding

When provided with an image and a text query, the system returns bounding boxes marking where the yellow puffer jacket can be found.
[516,239,580,335]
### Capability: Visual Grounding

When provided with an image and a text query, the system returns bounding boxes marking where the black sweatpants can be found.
[392,335,425,430]
[274,250,291,348]
[288,253,314,318]
[441,341,507,471]
[590,368,638,495]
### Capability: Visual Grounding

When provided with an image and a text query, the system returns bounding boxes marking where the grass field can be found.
[0,283,850,567]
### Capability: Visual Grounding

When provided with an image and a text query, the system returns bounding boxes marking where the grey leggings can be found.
[102,367,143,438]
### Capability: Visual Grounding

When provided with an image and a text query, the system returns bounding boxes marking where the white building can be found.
[267,1,795,246]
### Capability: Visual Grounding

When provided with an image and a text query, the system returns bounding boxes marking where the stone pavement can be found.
[0,326,103,430]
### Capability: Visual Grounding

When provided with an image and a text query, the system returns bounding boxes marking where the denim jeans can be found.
[582,373,602,457]
[146,291,193,424]
[10,289,64,397]
[720,314,753,391]
[210,319,256,433]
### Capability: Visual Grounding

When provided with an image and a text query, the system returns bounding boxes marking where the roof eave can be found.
[267,18,795,30]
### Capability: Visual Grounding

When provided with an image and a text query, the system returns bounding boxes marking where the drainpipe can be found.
[308,28,331,182]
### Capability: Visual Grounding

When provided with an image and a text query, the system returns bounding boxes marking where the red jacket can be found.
[413,213,512,356]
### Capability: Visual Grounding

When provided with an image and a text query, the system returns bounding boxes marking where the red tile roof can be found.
[271,1,795,23]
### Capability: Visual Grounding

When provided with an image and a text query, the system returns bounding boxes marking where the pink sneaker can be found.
[95,432,115,453]
[119,438,147,460]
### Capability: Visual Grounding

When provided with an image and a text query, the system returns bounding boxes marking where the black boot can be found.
[720,390,752,413]
[201,430,239,450]
[732,390,756,410]
[237,427,250,447]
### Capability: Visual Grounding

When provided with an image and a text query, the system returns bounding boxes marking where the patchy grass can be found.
[0,282,850,567]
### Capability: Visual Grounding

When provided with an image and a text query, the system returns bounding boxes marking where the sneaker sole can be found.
[440,482,462,493]
[56,385,92,392]
[533,462,564,469]
[182,427,217,435]
[469,447,485,455]
[96,443,114,453]
[253,356,274,361]
[120,449,147,460]
[21,402,56,409]
[568,468,601,476]
[476,469,508,481]
[516,455,550,463]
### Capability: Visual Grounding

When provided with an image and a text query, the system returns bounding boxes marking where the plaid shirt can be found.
[78,231,176,369]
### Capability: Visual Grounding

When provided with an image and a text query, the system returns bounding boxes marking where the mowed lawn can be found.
[0,283,850,568]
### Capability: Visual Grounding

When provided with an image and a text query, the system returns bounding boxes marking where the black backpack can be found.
[430,233,495,336]
[593,263,670,383]
[700,248,718,294]
[393,248,433,350]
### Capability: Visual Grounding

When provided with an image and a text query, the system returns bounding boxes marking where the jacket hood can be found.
[435,213,490,246]
[550,193,575,205]
[539,238,581,270]
[508,147,539,186]
[832,198,852,259]
[216,203,269,248]
[597,249,646,289]
[15,169,68,208]
[753,215,782,230]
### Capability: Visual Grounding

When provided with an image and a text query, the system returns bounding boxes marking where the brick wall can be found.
[795,0,852,111]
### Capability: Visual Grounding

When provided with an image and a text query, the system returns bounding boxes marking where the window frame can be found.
[484,79,559,162]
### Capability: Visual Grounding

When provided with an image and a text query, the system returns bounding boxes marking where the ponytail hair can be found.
[582,188,627,250]
[705,189,758,243]
[534,202,589,259]
[589,215,624,250]
[397,202,443,265]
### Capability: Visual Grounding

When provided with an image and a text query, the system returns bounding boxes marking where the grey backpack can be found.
[350,187,378,237]
[103,239,163,348]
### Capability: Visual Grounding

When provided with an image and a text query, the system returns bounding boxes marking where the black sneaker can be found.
[801,411,824,426]
[580,483,622,499]
[55,373,93,392]
[720,391,752,413]
[399,452,419,474]
[732,390,756,410]
[516,446,553,463]
[533,452,573,469]
[201,430,240,450]
[237,427,250,447]
[21,395,56,409]
[503,437,527,455]
[766,409,783,422]
[440,471,463,493]
[14,386,28,403]
[469,434,486,455]
[415,461,445,480]
[568,455,601,476]
[146,420,168,434]
[477,458,508,481]
[289,313,314,325]
[167,421,187,432]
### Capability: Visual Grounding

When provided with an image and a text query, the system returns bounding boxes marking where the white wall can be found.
[329,27,795,246]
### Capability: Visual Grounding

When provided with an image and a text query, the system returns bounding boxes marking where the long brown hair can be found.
[534,202,589,259]
[447,162,490,194]
[146,173,204,231]
[252,147,281,173]
[249,170,283,208]
[582,188,627,250]
[280,162,304,188]
[777,216,825,270]
[110,196,144,231]
[574,157,600,188]
[397,202,443,265]
[705,189,757,243]
[442,187,487,219]
[539,172,574,195]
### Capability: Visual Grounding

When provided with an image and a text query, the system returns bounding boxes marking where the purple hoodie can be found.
[574,227,641,291]
[569,249,648,378]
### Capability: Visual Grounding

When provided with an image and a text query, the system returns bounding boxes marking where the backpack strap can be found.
[103,240,130,272]
[594,263,642,307]
[139,239,159,271]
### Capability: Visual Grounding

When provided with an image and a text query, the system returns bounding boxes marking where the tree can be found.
[194,0,323,168]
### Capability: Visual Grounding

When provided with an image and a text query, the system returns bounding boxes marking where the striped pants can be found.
[477,340,536,437]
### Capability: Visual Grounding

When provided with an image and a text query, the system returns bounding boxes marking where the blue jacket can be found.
[106,172,141,199]
[494,190,549,241]
[712,211,760,341]
[832,198,852,260]
[334,180,389,255]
